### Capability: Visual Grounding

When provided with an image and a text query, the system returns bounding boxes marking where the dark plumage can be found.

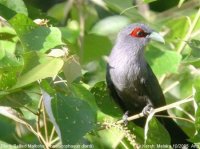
[106,23,196,148]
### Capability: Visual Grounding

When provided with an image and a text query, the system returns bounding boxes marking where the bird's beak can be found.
[148,32,165,44]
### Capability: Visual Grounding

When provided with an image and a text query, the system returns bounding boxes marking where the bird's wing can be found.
[143,64,166,108]
[106,65,127,111]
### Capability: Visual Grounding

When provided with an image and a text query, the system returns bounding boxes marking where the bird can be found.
[106,23,196,148]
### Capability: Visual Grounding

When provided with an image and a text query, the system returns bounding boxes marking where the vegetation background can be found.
[0,0,200,148]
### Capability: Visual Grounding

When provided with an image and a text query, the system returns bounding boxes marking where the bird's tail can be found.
[158,116,197,149]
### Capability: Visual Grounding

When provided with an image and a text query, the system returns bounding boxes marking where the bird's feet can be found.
[122,111,129,126]
[142,104,154,116]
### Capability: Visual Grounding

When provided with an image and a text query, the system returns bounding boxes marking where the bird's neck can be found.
[109,45,148,82]
[110,43,146,66]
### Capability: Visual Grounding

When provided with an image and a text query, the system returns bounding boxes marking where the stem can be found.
[6,95,37,115]
[135,0,150,19]
[50,137,60,146]
[176,106,195,121]
[116,95,193,124]
[163,81,179,93]
[177,8,200,53]
[49,127,55,143]
[0,106,49,148]
[42,103,49,143]
[154,114,194,124]
[77,0,85,62]
[36,96,43,144]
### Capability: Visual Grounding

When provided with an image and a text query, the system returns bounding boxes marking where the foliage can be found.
[0,0,200,148]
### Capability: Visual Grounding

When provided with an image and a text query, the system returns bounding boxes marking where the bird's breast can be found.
[109,58,147,91]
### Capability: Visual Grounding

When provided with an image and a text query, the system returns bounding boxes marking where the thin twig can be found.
[50,137,60,146]
[158,8,200,85]
[154,114,194,124]
[49,127,56,143]
[0,107,49,148]
[177,8,200,53]
[120,6,137,15]
[176,106,195,121]
[116,95,193,124]
[120,140,129,149]
[163,81,179,93]
[36,96,43,144]
[6,95,37,115]
[77,0,85,61]
[42,102,49,143]
[159,74,166,84]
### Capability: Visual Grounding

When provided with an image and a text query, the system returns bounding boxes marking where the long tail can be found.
[158,117,197,149]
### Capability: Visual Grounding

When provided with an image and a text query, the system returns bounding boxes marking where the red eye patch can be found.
[130,27,149,38]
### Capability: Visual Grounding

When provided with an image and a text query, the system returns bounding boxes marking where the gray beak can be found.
[148,32,165,44]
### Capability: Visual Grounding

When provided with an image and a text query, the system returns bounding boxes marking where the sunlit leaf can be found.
[63,56,82,84]
[146,45,182,76]
[12,51,64,89]
[0,0,27,19]
[9,14,64,52]
[0,53,23,90]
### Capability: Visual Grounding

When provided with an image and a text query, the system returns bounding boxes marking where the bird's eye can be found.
[130,28,148,38]
[137,30,145,36]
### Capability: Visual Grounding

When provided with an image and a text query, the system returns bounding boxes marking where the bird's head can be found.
[116,23,165,53]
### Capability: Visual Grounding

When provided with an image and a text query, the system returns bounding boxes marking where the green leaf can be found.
[0,0,27,19]
[182,57,200,68]
[63,56,82,84]
[0,0,27,15]
[191,77,200,142]
[87,127,126,148]
[188,39,200,57]
[143,0,157,3]
[165,17,189,48]
[0,53,23,90]
[83,34,111,63]
[146,45,182,76]
[178,0,186,8]
[0,115,17,144]
[90,15,131,41]
[146,118,171,145]
[91,81,122,117]
[0,90,31,107]
[70,83,98,110]
[12,51,64,89]
[0,4,16,20]
[51,94,96,144]
[104,0,143,21]
[59,27,79,44]
[9,14,64,52]
[194,78,200,130]
[0,26,16,41]
[47,2,65,21]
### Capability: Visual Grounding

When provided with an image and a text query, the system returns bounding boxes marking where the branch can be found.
[77,0,85,61]
[0,106,49,149]
[116,95,194,124]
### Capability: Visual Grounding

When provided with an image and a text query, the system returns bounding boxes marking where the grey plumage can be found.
[107,23,164,114]
[106,23,196,148]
